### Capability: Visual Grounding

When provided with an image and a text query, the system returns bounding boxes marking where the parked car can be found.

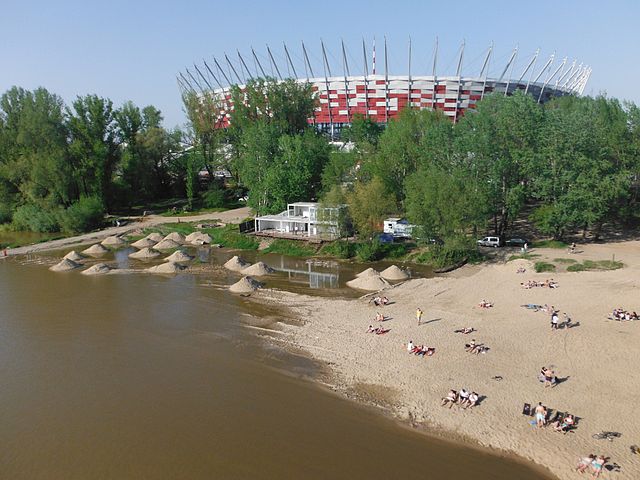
[505,237,529,247]
[477,236,503,248]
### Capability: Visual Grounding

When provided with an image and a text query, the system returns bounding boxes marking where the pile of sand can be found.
[81,263,112,275]
[131,237,156,249]
[346,275,390,291]
[229,276,263,293]
[186,232,213,245]
[154,239,181,250]
[356,267,380,278]
[63,250,84,261]
[380,265,409,281]
[146,262,186,274]
[82,244,109,257]
[145,232,164,242]
[224,255,251,272]
[241,261,275,276]
[128,247,160,259]
[163,232,185,244]
[49,258,81,272]
[101,236,126,247]
[164,250,194,263]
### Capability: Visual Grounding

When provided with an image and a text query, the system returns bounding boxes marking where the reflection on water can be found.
[269,256,340,289]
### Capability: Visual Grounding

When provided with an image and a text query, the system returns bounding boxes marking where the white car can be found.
[477,236,502,248]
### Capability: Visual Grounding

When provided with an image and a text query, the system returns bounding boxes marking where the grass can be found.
[261,239,316,257]
[319,240,356,259]
[554,257,578,264]
[160,207,230,217]
[143,222,259,250]
[567,260,624,272]
[532,239,568,249]
[507,253,540,261]
[534,261,556,273]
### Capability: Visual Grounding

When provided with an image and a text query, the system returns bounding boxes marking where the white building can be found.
[254,202,343,240]
[384,217,416,239]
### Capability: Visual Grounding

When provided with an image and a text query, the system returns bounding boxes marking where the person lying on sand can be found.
[454,327,475,334]
[591,455,607,477]
[521,304,543,311]
[465,340,477,352]
[516,266,526,274]
[465,392,479,409]
[441,390,457,408]
[465,341,488,354]
[367,325,390,335]
[478,299,493,308]
[576,454,596,473]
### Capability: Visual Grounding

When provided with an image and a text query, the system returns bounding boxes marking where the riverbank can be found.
[251,240,640,480]
[1,207,251,256]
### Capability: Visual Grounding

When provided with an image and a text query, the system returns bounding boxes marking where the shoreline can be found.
[247,240,640,480]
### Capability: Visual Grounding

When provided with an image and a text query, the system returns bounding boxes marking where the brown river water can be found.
[0,251,552,480]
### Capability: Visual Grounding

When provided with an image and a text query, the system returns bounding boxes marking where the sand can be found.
[154,239,181,250]
[131,237,157,249]
[164,250,194,263]
[128,247,160,259]
[81,263,112,275]
[101,235,126,247]
[186,232,213,245]
[380,265,409,281]
[163,232,185,244]
[82,244,109,257]
[63,250,84,261]
[241,261,275,276]
[346,275,390,291]
[229,276,263,293]
[49,258,81,272]
[146,262,186,274]
[224,255,251,272]
[145,232,164,242]
[256,241,640,480]
[356,267,380,278]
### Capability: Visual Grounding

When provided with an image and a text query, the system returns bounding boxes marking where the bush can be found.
[320,240,356,259]
[57,197,105,233]
[554,257,577,264]
[12,204,59,232]
[534,261,556,273]
[507,253,540,261]
[355,240,384,262]
[567,260,623,272]
[201,182,225,209]
[262,239,315,257]
[532,239,568,249]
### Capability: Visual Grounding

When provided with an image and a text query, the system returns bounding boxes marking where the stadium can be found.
[178,39,591,138]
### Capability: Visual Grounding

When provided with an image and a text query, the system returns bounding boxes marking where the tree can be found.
[346,177,396,238]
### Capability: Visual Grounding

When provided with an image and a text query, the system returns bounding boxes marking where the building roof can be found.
[289,202,318,207]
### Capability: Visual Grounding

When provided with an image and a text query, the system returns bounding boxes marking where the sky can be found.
[2,0,639,129]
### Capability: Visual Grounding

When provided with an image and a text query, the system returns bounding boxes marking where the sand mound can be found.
[163,232,185,244]
[50,258,81,272]
[145,232,164,242]
[346,275,390,291]
[241,261,275,276]
[186,232,213,245]
[380,265,409,281]
[146,262,186,274]
[131,237,156,249]
[63,250,84,261]
[101,235,126,247]
[154,239,181,250]
[164,250,194,263]
[81,263,112,275]
[224,255,251,272]
[82,244,109,256]
[356,267,380,278]
[229,276,263,293]
[128,247,160,259]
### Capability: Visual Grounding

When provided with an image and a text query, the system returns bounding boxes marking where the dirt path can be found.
[2,207,251,256]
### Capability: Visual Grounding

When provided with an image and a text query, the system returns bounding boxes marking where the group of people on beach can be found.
[464,339,488,354]
[576,454,608,477]
[406,340,435,357]
[366,325,389,335]
[609,308,639,321]
[371,296,389,307]
[441,388,479,409]
[534,403,575,433]
[478,299,493,308]
[520,278,559,289]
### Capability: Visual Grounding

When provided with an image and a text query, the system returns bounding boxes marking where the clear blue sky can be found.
[3,0,638,129]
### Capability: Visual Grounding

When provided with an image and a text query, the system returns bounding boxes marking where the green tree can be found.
[347,177,396,238]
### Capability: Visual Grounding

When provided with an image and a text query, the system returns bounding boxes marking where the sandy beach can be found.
[253,241,640,480]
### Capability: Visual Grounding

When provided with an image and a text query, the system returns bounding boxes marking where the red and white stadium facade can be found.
[179,40,591,137]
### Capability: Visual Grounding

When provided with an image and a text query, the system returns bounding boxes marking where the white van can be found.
[477,236,502,248]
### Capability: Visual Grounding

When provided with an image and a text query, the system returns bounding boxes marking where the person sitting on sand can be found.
[372,296,382,306]
[516,266,526,274]
[422,345,435,356]
[367,325,376,333]
[576,454,596,473]
[466,392,479,409]
[557,414,575,433]
[465,340,477,352]
[407,340,414,353]
[551,311,559,330]
[458,388,470,406]
[591,455,607,477]
[380,296,389,305]
[544,369,557,388]
[441,389,457,408]
[375,312,385,322]
[535,402,547,428]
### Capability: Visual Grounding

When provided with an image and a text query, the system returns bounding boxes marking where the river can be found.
[0,254,551,479]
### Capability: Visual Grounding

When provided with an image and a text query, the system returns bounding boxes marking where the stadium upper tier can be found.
[178,40,590,136]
